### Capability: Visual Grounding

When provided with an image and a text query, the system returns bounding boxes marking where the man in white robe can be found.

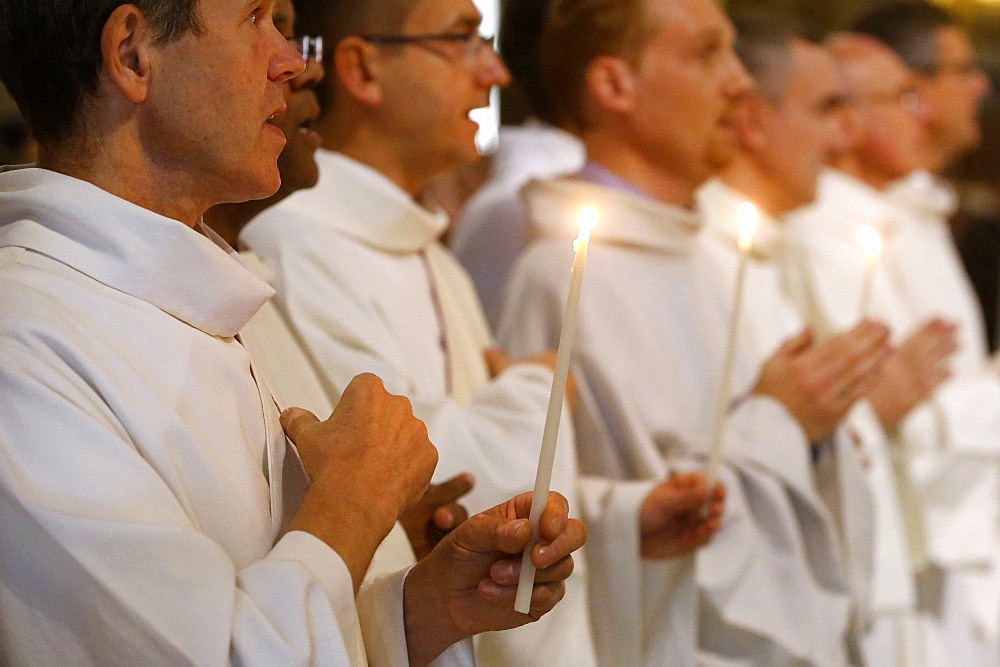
[449,0,585,322]
[240,0,725,664]
[695,17,963,664]
[495,1,892,664]
[201,8,477,660]
[857,8,1000,652]
[783,32,1000,665]
[0,1,588,664]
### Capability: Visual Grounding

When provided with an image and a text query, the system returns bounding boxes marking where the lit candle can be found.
[856,225,882,319]
[704,202,758,489]
[514,206,597,614]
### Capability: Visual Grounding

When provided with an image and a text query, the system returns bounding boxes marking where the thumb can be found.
[425,472,476,506]
[448,512,533,556]
[779,328,813,356]
[279,407,321,444]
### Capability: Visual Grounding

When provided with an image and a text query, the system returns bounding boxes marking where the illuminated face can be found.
[752,41,848,213]
[627,0,753,191]
[914,26,990,171]
[143,0,305,206]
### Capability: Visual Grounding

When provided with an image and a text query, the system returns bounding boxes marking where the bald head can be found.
[826,32,926,189]
[826,33,906,96]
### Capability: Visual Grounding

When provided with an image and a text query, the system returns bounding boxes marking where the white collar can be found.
[282,149,449,254]
[885,169,958,220]
[788,168,900,241]
[0,167,273,337]
[523,176,702,255]
[696,178,785,260]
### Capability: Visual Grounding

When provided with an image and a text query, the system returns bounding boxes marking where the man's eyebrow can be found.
[445,12,483,33]
[690,26,725,48]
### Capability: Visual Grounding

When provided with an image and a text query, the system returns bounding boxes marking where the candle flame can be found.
[577,206,598,238]
[856,225,882,260]
[736,202,758,252]
[574,206,598,250]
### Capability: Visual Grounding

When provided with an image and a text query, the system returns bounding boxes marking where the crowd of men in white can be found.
[1,0,998,664]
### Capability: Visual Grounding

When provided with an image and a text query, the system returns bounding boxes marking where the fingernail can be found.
[493,560,516,581]
[535,545,551,563]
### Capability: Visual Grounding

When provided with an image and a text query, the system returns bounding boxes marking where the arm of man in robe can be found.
[484,346,576,411]
[259,243,568,514]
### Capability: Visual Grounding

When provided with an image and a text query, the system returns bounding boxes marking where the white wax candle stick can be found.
[514,208,596,614]
[859,260,876,319]
[704,202,757,489]
[704,253,747,489]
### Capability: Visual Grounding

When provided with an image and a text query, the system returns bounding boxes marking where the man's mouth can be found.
[267,102,288,123]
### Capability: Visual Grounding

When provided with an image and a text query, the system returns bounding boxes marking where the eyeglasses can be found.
[290,35,323,64]
[854,88,921,114]
[920,60,982,78]
[362,32,495,65]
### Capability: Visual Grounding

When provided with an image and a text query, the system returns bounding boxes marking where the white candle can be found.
[704,202,758,489]
[514,206,597,614]
[856,225,882,319]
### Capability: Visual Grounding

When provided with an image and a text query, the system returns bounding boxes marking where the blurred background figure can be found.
[720,0,1000,351]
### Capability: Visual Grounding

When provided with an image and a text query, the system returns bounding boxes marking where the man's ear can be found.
[333,36,384,107]
[585,55,637,114]
[101,4,154,105]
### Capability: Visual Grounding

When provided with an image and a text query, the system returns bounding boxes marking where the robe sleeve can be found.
[575,475,663,667]
[357,569,476,667]
[0,345,365,666]
[695,397,855,666]
[901,373,1000,567]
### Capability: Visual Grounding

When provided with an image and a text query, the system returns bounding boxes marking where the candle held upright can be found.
[513,206,597,614]
[704,202,758,489]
